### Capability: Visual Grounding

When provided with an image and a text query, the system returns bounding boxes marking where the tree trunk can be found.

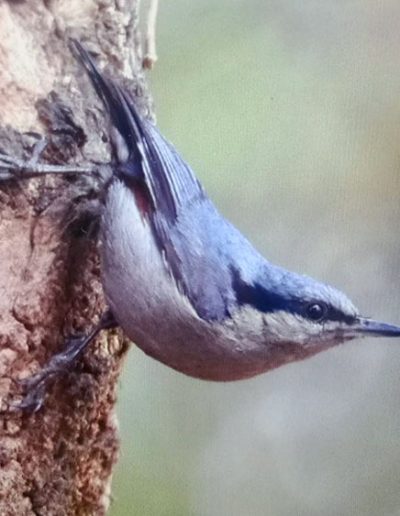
[0,1,150,513]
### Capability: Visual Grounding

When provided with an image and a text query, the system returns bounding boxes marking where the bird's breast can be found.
[100,180,293,380]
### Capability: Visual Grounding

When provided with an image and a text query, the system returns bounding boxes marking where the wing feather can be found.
[71,40,204,221]
[72,40,236,321]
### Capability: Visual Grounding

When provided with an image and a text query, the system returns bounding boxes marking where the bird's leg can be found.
[0,136,93,181]
[11,310,118,413]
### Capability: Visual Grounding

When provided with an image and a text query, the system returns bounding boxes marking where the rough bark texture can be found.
[0,1,150,513]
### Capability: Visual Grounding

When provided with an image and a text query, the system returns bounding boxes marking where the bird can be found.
[3,40,400,411]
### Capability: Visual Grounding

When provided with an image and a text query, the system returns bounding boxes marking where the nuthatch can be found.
[2,41,400,411]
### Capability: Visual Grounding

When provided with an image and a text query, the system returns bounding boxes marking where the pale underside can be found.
[101,180,336,381]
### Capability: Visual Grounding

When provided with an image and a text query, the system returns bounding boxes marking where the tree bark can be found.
[0,1,150,513]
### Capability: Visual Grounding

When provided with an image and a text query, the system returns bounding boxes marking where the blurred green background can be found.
[110,1,400,515]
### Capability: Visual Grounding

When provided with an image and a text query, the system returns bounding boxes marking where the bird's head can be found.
[233,266,400,355]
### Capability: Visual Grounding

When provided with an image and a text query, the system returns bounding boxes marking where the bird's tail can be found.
[69,39,148,180]
[70,39,203,221]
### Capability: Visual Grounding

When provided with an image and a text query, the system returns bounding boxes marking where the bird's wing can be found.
[71,40,205,222]
[72,40,238,321]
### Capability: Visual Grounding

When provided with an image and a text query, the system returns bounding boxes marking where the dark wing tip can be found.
[68,38,94,71]
[68,38,204,224]
[68,38,91,70]
[68,39,113,107]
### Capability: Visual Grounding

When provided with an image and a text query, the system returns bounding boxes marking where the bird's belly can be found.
[100,180,282,381]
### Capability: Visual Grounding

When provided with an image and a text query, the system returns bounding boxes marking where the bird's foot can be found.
[8,311,117,413]
[0,136,93,181]
[9,334,94,413]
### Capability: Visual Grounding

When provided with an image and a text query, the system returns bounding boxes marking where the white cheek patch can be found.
[262,311,322,346]
[226,305,266,343]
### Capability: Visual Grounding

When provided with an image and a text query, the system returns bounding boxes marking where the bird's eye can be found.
[306,302,328,322]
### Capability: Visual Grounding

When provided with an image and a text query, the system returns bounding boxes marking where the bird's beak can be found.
[353,317,400,337]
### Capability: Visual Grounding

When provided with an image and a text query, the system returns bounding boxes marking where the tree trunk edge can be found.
[0,1,150,514]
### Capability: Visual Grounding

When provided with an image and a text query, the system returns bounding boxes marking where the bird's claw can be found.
[0,153,20,166]
[0,137,48,181]
[0,153,25,180]
[5,314,116,414]
[0,136,93,182]
[8,333,97,413]
[10,367,61,414]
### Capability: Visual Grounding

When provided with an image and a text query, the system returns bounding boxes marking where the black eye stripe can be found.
[232,271,356,324]
[324,307,356,325]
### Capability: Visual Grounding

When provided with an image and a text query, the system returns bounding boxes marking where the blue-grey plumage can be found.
[72,41,400,381]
